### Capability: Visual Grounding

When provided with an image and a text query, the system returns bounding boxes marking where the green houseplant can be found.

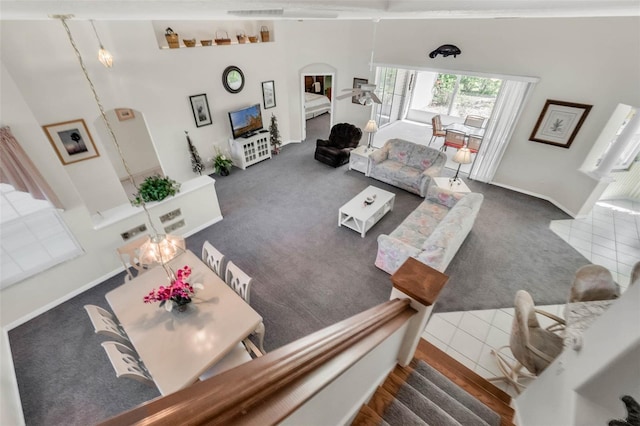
[131,175,181,206]
[213,149,234,176]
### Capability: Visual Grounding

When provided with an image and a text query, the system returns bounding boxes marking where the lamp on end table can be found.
[363,120,378,151]
[451,147,472,184]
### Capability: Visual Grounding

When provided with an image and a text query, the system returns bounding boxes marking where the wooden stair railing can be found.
[100,298,416,426]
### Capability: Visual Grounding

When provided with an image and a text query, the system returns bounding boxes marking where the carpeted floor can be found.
[9,113,589,425]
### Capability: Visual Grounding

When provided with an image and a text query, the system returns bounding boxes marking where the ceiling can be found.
[1,0,639,20]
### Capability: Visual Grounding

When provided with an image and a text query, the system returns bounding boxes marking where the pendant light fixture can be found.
[90,19,113,68]
[55,15,184,279]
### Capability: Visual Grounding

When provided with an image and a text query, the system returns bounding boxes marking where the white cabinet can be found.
[228,132,272,170]
[349,145,377,175]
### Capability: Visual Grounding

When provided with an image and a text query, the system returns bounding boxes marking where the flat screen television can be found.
[228,103,264,139]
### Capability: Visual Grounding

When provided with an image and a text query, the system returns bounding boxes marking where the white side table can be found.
[433,177,471,193]
[349,145,377,175]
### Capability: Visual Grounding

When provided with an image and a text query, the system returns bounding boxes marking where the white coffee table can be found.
[433,177,471,193]
[338,185,395,238]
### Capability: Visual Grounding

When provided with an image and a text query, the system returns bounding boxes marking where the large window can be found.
[374,67,410,127]
[411,71,502,119]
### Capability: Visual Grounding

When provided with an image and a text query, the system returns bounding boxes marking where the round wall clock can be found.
[222,66,245,93]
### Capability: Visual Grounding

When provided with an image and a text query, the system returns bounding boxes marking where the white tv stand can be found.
[228,131,271,170]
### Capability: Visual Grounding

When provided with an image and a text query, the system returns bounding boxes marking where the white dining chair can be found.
[225,261,266,353]
[225,261,252,305]
[101,341,154,385]
[84,304,130,343]
[116,234,152,281]
[202,240,226,279]
[198,339,263,381]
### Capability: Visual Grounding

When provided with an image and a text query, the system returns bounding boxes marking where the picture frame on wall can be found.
[352,78,368,104]
[115,108,135,121]
[42,119,100,165]
[189,93,212,127]
[262,80,276,109]
[529,99,592,148]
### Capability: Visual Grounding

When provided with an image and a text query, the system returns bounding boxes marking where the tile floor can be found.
[421,199,640,397]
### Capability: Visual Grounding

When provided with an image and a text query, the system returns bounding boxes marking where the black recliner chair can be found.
[314,123,363,167]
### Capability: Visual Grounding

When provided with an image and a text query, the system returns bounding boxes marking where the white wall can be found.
[279,20,375,139]
[371,17,640,215]
[3,17,640,217]
[1,13,638,329]
[1,15,638,327]
[0,59,223,328]
[1,15,639,424]
[95,109,162,181]
[0,19,372,329]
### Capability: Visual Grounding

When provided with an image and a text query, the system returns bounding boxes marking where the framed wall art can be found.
[352,78,368,104]
[189,93,212,127]
[115,108,135,121]
[262,80,276,109]
[42,119,100,165]
[529,100,592,148]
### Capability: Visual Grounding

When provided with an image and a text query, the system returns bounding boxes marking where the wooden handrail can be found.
[101,298,415,426]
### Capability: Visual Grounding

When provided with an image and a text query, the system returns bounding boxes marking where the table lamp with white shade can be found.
[451,147,472,184]
[363,120,378,151]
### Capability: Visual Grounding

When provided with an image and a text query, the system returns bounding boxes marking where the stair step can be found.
[416,339,514,425]
[351,404,389,426]
[382,374,461,426]
[367,385,428,425]
[389,365,497,426]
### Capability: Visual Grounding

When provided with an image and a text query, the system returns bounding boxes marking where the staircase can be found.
[352,339,515,426]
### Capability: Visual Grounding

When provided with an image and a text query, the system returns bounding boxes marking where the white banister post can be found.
[389,258,449,366]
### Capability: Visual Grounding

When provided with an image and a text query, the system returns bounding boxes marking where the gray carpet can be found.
[9,113,589,425]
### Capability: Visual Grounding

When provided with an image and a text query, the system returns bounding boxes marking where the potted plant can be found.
[143,265,203,312]
[213,149,234,176]
[131,175,181,206]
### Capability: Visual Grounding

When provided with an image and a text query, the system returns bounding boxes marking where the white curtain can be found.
[470,79,536,182]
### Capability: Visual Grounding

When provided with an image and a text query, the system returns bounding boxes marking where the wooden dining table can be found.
[106,249,263,395]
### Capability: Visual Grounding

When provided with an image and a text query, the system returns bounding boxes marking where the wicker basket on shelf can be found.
[201,40,212,46]
[215,31,231,45]
[183,38,196,47]
[237,33,248,44]
[165,27,179,49]
[248,35,258,43]
[260,26,270,42]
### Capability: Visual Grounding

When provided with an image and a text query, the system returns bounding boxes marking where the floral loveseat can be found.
[368,138,446,197]
[375,184,484,274]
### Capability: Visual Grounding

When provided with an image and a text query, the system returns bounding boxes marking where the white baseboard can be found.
[489,182,579,218]
[1,330,26,426]
[5,214,224,332]
[5,267,125,332]
[183,215,223,237]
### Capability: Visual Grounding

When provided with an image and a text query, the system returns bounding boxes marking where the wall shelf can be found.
[152,20,274,50]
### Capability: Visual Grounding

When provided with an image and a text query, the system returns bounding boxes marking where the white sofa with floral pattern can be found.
[367,138,446,197]
[375,184,484,274]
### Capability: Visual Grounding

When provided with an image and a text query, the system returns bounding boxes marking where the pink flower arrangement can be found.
[143,265,203,311]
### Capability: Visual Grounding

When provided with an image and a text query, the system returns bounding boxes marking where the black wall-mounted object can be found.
[222,65,245,93]
[429,44,462,58]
